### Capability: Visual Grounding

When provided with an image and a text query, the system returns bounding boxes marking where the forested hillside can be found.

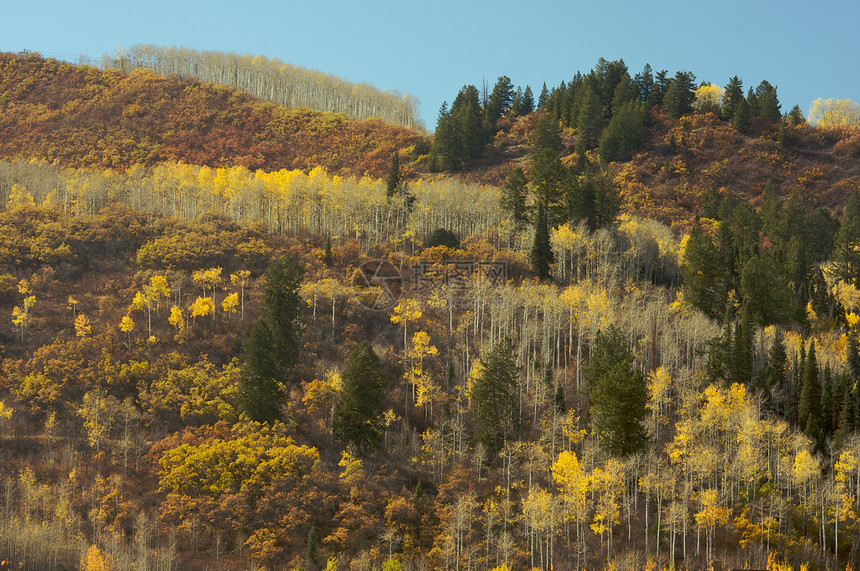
[0,52,425,177]
[1,54,860,571]
[97,45,424,131]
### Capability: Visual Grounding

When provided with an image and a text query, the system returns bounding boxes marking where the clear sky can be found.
[1,0,858,130]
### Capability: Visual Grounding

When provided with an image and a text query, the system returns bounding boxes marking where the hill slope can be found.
[0,52,425,177]
[459,111,860,226]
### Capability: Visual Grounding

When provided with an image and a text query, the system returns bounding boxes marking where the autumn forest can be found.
[1,49,860,571]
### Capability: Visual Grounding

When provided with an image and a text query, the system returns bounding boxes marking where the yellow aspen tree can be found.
[591,459,624,557]
[694,488,729,561]
[67,295,79,318]
[522,485,556,570]
[189,297,214,324]
[646,366,672,440]
[230,270,251,321]
[808,97,860,127]
[81,544,115,571]
[833,448,858,559]
[149,275,170,316]
[221,292,239,321]
[120,316,135,349]
[75,313,92,338]
[407,330,439,416]
[391,298,423,350]
[552,450,590,548]
[168,305,185,331]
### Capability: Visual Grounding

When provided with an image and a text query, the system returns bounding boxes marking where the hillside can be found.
[0,52,426,177]
[99,45,424,131]
[457,109,860,227]
[2,53,860,571]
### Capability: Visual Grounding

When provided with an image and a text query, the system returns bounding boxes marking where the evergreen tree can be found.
[833,191,860,287]
[531,112,564,154]
[486,75,515,127]
[798,342,823,445]
[729,306,754,385]
[592,58,629,110]
[754,80,781,123]
[788,104,805,126]
[472,337,521,456]
[323,236,333,267]
[386,151,402,198]
[651,69,671,107]
[633,63,654,104]
[598,100,643,162]
[530,202,554,281]
[662,71,697,119]
[260,254,305,374]
[519,85,535,115]
[428,102,455,171]
[681,222,730,320]
[238,320,285,423]
[501,167,529,232]
[538,82,549,108]
[763,330,787,412]
[587,325,648,456]
[733,97,752,132]
[740,250,795,327]
[333,341,387,452]
[722,76,745,120]
[746,87,759,117]
[575,82,604,155]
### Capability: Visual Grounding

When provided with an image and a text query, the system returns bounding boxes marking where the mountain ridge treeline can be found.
[96,44,424,131]
[0,52,425,177]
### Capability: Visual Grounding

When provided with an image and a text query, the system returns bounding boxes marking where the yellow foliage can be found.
[75,313,92,337]
[222,292,239,314]
[808,97,860,127]
[119,315,135,333]
[81,544,115,571]
[168,305,185,330]
[190,296,214,318]
[694,84,724,110]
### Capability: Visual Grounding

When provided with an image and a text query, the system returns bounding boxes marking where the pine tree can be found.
[519,85,535,115]
[598,100,643,162]
[238,320,285,423]
[721,76,744,120]
[260,254,305,374]
[788,104,805,125]
[531,112,563,154]
[754,80,781,123]
[386,151,402,198]
[633,63,654,104]
[763,331,787,412]
[799,342,823,446]
[530,202,554,281]
[538,82,549,108]
[472,337,521,456]
[333,341,387,452]
[486,75,515,127]
[575,82,603,155]
[587,325,648,456]
[833,190,860,287]
[681,222,729,320]
[733,97,751,133]
[501,167,529,232]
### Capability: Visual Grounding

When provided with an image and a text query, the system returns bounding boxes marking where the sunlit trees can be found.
[808,98,860,128]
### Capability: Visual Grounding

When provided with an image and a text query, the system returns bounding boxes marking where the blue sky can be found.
[1,0,858,130]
